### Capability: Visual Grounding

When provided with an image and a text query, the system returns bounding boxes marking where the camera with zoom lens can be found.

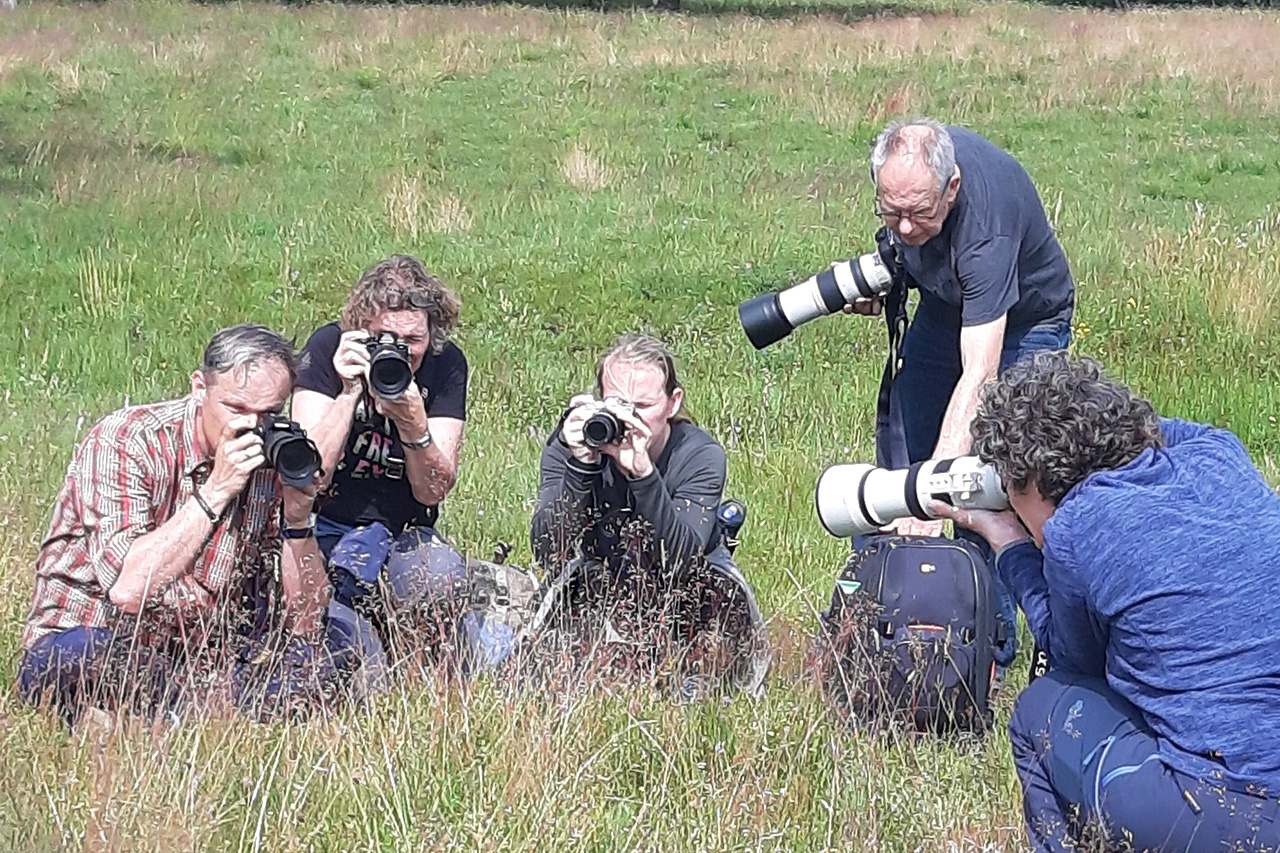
[242,416,322,490]
[581,397,636,449]
[738,227,903,351]
[814,456,1009,538]
[364,332,413,399]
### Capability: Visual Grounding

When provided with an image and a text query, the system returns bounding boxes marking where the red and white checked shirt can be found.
[23,396,280,649]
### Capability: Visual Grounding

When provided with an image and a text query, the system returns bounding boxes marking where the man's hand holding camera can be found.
[563,396,652,479]
[203,415,268,517]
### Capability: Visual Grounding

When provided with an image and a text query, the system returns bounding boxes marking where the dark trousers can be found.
[894,300,1071,667]
[1009,670,1280,852]
[17,627,136,725]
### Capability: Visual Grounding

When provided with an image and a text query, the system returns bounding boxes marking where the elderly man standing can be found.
[853,118,1076,669]
[17,324,331,725]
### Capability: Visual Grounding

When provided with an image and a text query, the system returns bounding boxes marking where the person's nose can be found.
[896,216,914,238]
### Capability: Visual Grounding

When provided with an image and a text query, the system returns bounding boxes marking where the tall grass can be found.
[2,1,1280,849]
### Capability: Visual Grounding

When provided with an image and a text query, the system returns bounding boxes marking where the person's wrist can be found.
[200,479,237,517]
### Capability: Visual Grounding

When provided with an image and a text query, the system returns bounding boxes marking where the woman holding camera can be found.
[292,255,469,690]
[527,334,769,699]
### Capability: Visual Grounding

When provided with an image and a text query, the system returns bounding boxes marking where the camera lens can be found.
[258,417,322,489]
[369,353,413,398]
[583,411,622,448]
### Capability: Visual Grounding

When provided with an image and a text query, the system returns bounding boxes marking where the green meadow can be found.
[1,0,1279,848]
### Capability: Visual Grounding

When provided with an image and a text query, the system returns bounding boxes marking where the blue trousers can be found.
[17,627,136,725]
[894,300,1072,667]
[1009,670,1280,852]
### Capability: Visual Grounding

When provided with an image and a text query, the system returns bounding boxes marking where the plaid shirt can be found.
[22,396,280,649]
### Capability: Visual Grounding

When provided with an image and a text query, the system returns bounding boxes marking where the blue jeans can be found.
[1010,670,1280,852]
[894,300,1072,667]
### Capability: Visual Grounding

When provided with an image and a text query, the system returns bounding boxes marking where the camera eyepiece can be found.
[365,332,413,399]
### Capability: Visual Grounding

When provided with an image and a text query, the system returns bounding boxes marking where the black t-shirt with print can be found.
[296,322,468,531]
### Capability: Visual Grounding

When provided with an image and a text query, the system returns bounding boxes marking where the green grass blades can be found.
[2,1,1280,849]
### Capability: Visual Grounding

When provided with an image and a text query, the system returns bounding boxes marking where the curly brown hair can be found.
[971,351,1164,504]
[340,255,461,355]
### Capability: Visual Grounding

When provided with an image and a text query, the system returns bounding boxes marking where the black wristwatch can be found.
[282,512,317,540]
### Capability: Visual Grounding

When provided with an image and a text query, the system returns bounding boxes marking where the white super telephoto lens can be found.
[814,457,1009,538]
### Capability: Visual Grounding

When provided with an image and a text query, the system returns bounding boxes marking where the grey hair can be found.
[201,323,299,385]
[971,351,1164,505]
[870,117,957,194]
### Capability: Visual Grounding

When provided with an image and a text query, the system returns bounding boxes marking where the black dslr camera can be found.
[582,397,636,449]
[364,332,413,399]
[243,416,322,489]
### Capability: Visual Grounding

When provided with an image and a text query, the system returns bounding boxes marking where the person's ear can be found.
[669,386,684,420]
[948,166,961,195]
[191,369,207,405]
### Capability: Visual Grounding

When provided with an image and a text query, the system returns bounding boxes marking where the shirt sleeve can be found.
[628,436,726,570]
[423,344,468,421]
[75,426,159,594]
[954,234,1020,327]
[296,324,343,399]
[997,540,1107,677]
[530,424,605,570]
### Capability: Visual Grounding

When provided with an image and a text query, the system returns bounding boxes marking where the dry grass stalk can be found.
[562,144,612,193]
[385,173,428,240]
[428,194,474,234]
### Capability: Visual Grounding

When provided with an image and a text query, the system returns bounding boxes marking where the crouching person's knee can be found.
[382,528,469,666]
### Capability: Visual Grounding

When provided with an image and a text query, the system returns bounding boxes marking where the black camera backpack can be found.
[812,534,999,733]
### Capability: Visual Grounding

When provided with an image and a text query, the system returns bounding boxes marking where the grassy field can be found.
[3,0,1280,849]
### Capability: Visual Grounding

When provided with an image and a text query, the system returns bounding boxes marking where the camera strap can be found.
[874,279,912,469]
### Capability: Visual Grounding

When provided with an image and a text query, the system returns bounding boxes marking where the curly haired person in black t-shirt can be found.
[293,255,469,690]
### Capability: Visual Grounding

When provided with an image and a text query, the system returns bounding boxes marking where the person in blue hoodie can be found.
[932,350,1280,853]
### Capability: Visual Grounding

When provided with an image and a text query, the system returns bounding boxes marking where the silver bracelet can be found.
[402,430,433,450]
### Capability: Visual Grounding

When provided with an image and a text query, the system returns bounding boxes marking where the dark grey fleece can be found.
[531,420,726,573]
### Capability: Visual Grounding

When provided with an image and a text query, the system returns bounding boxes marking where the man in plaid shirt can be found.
[17,324,331,724]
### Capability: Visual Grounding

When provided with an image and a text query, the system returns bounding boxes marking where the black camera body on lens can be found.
[246,416,322,489]
[738,226,904,351]
[582,397,635,449]
[364,332,413,399]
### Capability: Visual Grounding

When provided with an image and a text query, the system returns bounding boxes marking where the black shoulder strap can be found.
[874,276,911,469]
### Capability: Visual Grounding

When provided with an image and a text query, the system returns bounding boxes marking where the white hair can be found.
[870,117,957,194]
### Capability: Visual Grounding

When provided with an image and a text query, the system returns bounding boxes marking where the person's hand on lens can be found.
[598,400,653,480]
[928,501,1031,552]
[562,393,602,465]
[205,415,266,514]
[842,297,883,316]
[375,379,427,437]
[281,470,324,528]
[892,516,945,538]
[333,330,373,396]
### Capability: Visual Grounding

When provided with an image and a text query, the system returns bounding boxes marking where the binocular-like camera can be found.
[365,332,413,399]
[738,227,903,350]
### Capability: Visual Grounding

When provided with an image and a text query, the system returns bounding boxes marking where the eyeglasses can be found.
[384,292,433,311]
[874,192,949,226]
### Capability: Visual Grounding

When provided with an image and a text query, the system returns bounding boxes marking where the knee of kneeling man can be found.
[385,529,468,612]
[1008,670,1081,747]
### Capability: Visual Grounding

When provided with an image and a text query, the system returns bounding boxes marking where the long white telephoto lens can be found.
[814,456,1009,538]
